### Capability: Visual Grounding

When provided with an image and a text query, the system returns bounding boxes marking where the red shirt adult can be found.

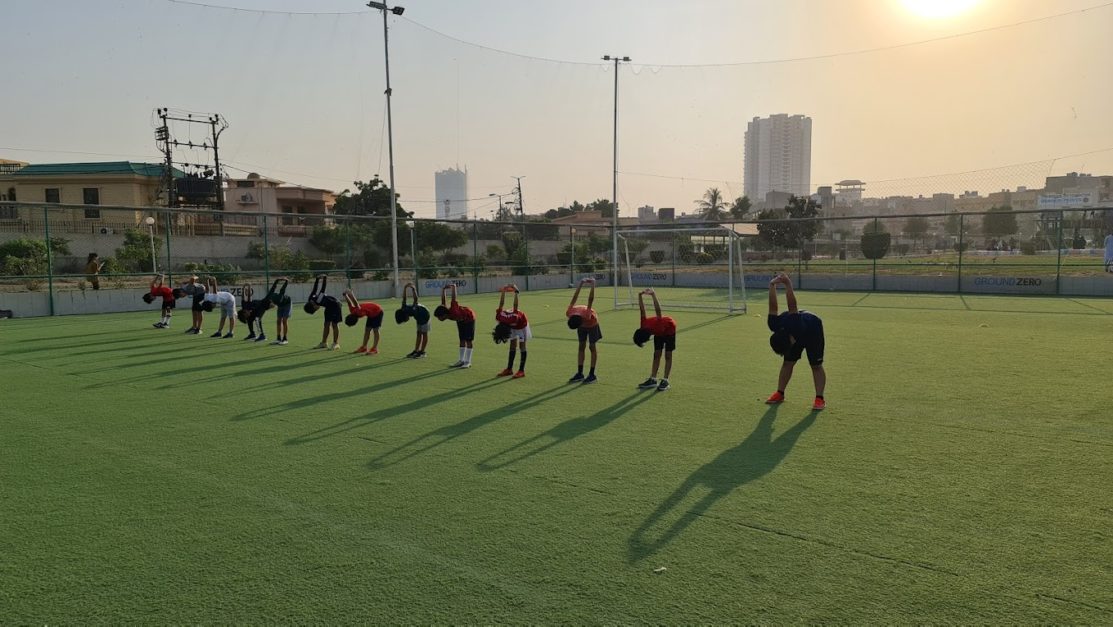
[566,305,598,329]
[349,302,383,318]
[641,315,677,336]
[448,301,475,322]
[496,308,528,330]
[150,285,174,302]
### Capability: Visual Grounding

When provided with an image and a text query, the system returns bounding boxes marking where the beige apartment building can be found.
[224,173,336,236]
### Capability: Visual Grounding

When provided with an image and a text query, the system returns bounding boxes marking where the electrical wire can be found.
[165,0,371,16]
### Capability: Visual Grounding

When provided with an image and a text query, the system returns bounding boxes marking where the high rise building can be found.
[435,167,468,220]
[743,114,812,202]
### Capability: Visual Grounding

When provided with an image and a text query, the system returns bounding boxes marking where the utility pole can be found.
[368,1,406,298]
[512,175,525,216]
[603,55,630,302]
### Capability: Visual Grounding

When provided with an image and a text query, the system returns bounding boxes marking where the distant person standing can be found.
[1105,231,1113,273]
[84,253,104,290]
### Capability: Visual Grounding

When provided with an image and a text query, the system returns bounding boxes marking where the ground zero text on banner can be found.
[973,277,1043,287]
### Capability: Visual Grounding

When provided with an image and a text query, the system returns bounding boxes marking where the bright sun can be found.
[901,0,980,19]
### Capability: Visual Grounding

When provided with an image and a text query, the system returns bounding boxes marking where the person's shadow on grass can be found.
[288,376,510,446]
[476,391,654,472]
[367,383,582,469]
[627,405,817,563]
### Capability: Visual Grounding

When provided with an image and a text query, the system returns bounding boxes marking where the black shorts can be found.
[785,320,825,366]
[192,294,205,311]
[365,311,384,330]
[577,325,602,345]
[653,334,676,352]
[324,305,343,324]
[456,320,475,342]
[162,298,176,310]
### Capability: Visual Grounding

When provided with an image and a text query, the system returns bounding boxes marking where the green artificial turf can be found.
[1,288,1111,622]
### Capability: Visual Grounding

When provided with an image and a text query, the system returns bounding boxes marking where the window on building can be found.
[45,188,60,203]
[83,188,100,219]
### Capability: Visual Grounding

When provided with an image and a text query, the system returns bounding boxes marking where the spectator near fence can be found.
[84,253,104,290]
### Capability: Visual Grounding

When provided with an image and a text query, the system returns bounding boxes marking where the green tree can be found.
[903,216,930,249]
[414,221,468,254]
[981,205,1018,239]
[332,177,408,218]
[114,228,162,272]
[586,198,615,218]
[755,196,821,250]
[695,187,728,221]
[860,221,891,260]
[729,195,752,219]
[944,212,963,237]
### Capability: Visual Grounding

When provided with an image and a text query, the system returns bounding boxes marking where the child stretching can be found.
[178,274,207,335]
[566,277,601,384]
[342,289,384,354]
[303,274,342,350]
[142,274,184,328]
[200,276,237,338]
[633,289,676,392]
[397,282,431,359]
[434,283,475,368]
[268,277,292,346]
[493,283,530,379]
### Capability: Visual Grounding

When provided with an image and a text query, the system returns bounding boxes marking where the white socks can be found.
[463,347,473,365]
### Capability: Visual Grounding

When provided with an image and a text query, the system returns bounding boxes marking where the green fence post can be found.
[957,214,964,293]
[473,222,479,295]
[344,216,352,289]
[43,206,55,316]
[871,217,878,292]
[671,235,677,288]
[1055,210,1063,294]
[523,223,530,292]
[262,214,270,284]
[164,210,173,284]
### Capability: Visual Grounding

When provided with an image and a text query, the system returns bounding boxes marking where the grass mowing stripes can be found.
[1,289,1111,622]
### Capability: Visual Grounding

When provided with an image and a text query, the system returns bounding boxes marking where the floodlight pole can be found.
[369,1,405,297]
[604,54,630,306]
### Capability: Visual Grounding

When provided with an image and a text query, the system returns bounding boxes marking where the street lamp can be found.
[570,227,577,285]
[144,216,157,273]
[603,54,631,303]
[367,1,405,297]
[406,219,416,280]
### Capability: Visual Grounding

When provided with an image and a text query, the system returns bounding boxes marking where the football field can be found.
[1,288,1111,622]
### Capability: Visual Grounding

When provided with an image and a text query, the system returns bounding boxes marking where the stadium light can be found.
[144,216,157,273]
[368,1,405,297]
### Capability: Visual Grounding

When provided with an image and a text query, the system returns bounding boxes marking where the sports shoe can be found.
[496,368,514,377]
[243,333,256,341]
[278,339,289,346]
[331,343,341,351]
[637,377,658,389]
[450,360,465,368]
[405,351,417,358]
[812,397,826,411]
[765,391,785,404]
[581,374,598,384]
[354,347,368,354]
[270,339,283,345]
[153,322,165,328]
[459,362,471,369]
[568,372,585,383]
[657,379,670,392]
[223,332,234,339]
[314,342,328,349]
[367,348,378,355]
[512,371,526,379]
[184,327,196,334]
[255,334,267,342]
[190,328,202,335]
[415,351,426,359]
[210,331,223,338]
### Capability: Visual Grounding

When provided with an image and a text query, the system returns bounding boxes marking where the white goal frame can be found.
[614,226,748,314]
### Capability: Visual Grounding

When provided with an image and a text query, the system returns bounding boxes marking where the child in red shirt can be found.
[566,277,601,383]
[434,283,475,368]
[342,289,384,355]
[633,289,676,391]
[142,274,184,329]
[493,284,530,378]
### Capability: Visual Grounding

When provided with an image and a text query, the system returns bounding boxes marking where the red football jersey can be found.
[151,286,174,302]
[565,305,598,328]
[496,308,528,329]
[642,315,677,336]
[350,302,383,318]
[448,301,475,322]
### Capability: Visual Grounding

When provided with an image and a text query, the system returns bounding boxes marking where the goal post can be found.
[615,225,748,314]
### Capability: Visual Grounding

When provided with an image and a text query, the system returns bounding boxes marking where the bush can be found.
[308,260,337,272]
[1019,240,1037,255]
[860,232,891,260]
[694,252,713,265]
[183,262,241,284]
[114,229,161,272]
[649,250,666,264]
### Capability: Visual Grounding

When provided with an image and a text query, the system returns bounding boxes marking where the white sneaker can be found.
[449,360,465,368]
[278,339,289,346]
[458,361,471,369]
[331,343,341,351]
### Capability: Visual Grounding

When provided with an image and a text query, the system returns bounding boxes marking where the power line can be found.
[400,3,1113,68]
[164,0,371,16]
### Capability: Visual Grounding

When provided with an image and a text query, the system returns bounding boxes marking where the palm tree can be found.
[695,187,728,221]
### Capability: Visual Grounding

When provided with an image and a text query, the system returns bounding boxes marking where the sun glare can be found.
[901,0,980,19]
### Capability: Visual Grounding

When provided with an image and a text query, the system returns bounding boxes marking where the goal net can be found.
[615,225,749,314]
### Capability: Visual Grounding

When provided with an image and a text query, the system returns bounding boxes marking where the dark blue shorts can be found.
[276,300,291,318]
[456,320,475,342]
[577,325,602,345]
[365,311,384,330]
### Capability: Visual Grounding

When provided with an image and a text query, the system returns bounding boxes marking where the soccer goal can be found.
[615,225,749,314]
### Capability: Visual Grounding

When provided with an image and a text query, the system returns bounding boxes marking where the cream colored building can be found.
[224,173,336,236]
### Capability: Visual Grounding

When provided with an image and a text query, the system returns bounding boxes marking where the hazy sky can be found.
[3,0,1111,218]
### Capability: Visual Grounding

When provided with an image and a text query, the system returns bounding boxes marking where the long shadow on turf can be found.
[2,333,165,356]
[476,391,654,471]
[367,383,582,469]
[234,368,455,421]
[292,377,511,448]
[626,406,817,563]
[82,348,320,388]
